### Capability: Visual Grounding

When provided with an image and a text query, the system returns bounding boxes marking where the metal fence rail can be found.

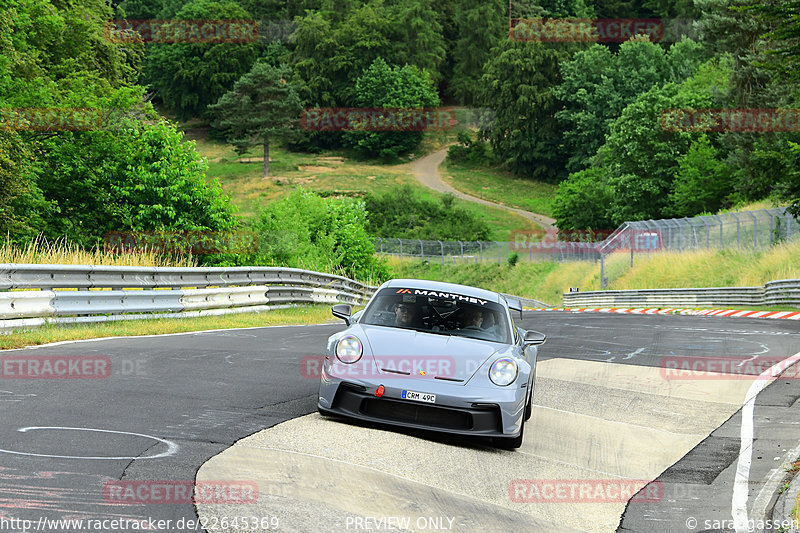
[0,264,378,331]
[600,208,800,255]
[562,279,800,309]
[376,208,800,270]
[374,238,601,264]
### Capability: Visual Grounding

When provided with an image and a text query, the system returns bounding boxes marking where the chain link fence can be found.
[373,238,602,264]
[375,208,800,273]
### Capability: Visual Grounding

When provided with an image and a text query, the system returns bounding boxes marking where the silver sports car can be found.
[317,279,546,448]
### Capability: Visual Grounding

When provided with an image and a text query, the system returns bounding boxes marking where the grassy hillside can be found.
[188,132,542,241]
[441,159,557,218]
[389,239,800,306]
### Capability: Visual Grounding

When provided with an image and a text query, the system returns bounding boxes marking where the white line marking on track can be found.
[622,347,647,361]
[731,351,800,533]
[0,323,338,353]
[0,427,179,460]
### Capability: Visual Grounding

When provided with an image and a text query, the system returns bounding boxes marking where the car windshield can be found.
[360,288,512,344]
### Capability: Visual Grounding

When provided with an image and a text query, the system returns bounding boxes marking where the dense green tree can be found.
[554,57,733,228]
[118,0,165,19]
[209,62,303,176]
[668,135,733,216]
[744,0,800,85]
[393,0,446,84]
[291,4,397,107]
[478,38,571,181]
[555,37,706,172]
[552,167,616,230]
[342,58,439,160]
[695,0,772,106]
[0,130,47,240]
[290,0,448,108]
[37,119,236,247]
[449,0,505,106]
[601,59,731,223]
[144,0,259,119]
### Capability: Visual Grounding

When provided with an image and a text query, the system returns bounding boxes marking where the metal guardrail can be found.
[0,264,378,331]
[0,263,547,331]
[562,279,800,309]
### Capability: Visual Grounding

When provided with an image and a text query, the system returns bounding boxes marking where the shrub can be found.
[253,189,389,281]
[364,185,490,241]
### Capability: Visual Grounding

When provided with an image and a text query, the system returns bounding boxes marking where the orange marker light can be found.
[420,371,426,376]
[375,385,385,397]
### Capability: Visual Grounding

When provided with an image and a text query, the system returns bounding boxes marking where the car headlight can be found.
[335,336,363,363]
[489,358,517,386]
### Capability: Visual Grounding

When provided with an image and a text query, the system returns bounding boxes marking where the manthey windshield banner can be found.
[394,288,489,306]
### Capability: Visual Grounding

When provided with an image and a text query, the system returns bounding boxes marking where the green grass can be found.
[188,131,542,241]
[0,306,337,350]
[441,159,558,218]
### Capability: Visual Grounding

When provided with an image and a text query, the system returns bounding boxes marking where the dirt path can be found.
[409,147,557,231]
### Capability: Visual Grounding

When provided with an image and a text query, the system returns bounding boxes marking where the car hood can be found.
[356,324,502,383]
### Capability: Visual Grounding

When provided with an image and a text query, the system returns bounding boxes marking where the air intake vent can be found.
[381,368,411,375]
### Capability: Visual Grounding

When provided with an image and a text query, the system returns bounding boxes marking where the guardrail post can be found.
[419,239,424,261]
[459,241,464,263]
[438,240,444,265]
[399,238,403,259]
[478,242,483,262]
[497,241,501,264]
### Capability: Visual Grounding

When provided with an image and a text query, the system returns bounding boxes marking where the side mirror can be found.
[523,330,546,347]
[332,304,352,325]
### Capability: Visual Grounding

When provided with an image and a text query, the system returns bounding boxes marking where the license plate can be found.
[401,390,436,403]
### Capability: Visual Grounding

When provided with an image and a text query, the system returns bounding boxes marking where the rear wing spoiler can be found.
[506,298,523,319]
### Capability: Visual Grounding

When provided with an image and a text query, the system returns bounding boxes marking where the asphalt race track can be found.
[1,313,799,533]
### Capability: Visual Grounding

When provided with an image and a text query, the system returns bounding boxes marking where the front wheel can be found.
[524,386,533,421]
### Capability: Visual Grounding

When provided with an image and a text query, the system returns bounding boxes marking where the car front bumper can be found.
[318,373,527,438]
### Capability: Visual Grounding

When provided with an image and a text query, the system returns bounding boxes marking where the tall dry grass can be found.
[1,236,195,267]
